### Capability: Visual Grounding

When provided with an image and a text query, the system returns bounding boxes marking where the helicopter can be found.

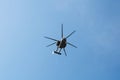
[44,24,77,56]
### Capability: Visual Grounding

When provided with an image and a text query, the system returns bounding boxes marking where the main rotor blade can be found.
[67,42,77,48]
[44,36,58,41]
[63,48,67,56]
[61,24,63,39]
[46,42,56,47]
[66,31,76,39]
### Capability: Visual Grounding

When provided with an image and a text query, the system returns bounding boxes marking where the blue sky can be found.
[0,0,120,80]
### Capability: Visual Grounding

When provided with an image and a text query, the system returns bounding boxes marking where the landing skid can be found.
[54,51,61,55]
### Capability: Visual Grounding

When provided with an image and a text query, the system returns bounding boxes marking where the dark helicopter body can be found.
[57,38,66,48]
[44,24,77,56]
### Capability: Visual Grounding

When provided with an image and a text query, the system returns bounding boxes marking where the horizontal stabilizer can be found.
[54,51,61,55]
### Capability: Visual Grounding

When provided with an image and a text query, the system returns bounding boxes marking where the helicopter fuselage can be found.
[56,38,66,48]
